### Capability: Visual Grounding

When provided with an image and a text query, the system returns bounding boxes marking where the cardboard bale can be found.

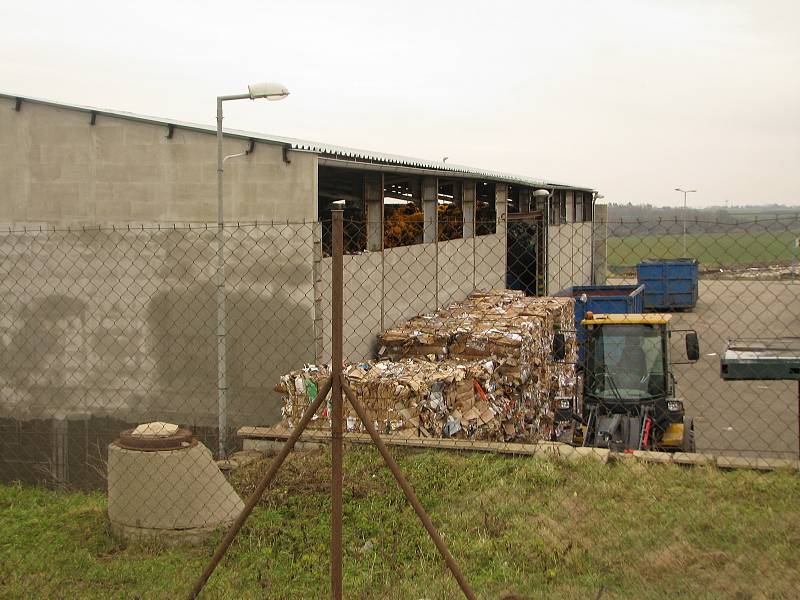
[378,289,578,403]
[278,290,578,444]
[277,357,541,442]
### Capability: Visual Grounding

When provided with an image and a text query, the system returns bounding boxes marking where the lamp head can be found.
[532,189,551,198]
[248,82,290,101]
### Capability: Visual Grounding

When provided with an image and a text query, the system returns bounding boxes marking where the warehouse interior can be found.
[316,165,595,296]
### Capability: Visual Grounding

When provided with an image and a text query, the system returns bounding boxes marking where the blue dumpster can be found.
[636,258,699,311]
[554,284,645,359]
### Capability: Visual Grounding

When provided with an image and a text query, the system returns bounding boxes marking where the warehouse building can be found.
[0,92,604,446]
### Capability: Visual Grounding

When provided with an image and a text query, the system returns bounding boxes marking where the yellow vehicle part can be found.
[660,422,684,447]
[581,313,672,326]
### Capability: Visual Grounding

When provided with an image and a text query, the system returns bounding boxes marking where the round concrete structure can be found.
[107,440,244,544]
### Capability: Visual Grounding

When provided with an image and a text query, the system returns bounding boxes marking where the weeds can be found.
[1,448,798,599]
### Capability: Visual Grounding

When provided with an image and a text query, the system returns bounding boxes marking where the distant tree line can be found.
[604,203,800,237]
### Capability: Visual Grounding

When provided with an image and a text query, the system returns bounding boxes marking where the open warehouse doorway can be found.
[506,184,547,295]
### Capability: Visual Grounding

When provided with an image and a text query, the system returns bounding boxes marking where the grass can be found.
[1,448,799,599]
[607,230,799,269]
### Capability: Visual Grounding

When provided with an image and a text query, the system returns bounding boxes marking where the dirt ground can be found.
[614,277,800,458]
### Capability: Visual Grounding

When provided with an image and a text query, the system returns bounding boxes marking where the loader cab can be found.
[584,320,671,402]
[568,313,699,452]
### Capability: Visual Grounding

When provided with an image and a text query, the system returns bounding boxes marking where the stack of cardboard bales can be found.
[378,289,577,405]
[278,357,529,441]
[276,290,577,443]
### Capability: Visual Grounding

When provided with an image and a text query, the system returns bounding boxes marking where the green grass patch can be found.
[608,230,799,269]
[1,449,798,599]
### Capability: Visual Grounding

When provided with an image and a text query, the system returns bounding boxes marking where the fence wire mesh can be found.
[2,215,799,481]
[1,211,799,596]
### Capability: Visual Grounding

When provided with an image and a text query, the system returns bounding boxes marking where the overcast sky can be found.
[1,0,798,207]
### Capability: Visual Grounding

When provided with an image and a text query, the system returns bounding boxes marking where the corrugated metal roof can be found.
[0,92,594,192]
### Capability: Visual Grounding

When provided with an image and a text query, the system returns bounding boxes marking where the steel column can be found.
[330,209,344,600]
[340,378,477,600]
[189,377,333,599]
[215,97,229,459]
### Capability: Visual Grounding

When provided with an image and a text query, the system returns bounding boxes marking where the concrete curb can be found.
[238,427,610,463]
[237,427,798,472]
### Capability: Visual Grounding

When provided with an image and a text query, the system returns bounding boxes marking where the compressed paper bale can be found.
[373,290,578,442]
[277,357,529,442]
[279,290,577,444]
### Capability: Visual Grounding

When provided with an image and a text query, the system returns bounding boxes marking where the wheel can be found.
[682,416,695,453]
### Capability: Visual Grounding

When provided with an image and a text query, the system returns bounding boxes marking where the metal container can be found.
[554,284,645,360]
[721,338,800,380]
[636,258,699,311]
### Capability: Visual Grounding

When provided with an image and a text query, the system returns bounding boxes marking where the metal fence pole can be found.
[189,377,333,599]
[330,209,344,600]
[216,96,229,459]
[340,379,477,600]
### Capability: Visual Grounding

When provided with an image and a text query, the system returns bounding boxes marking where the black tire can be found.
[682,416,695,453]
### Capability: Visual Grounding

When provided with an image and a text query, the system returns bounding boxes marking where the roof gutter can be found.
[318,157,588,191]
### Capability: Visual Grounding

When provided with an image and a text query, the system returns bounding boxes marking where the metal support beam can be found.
[189,377,333,599]
[365,172,383,252]
[215,97,231,459]
[495,183,508,237]
[462,181,475,239]
[330,209,344,600]
[341,379,477,600]
[422,176,438,244]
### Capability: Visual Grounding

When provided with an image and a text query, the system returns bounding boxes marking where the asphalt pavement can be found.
[616,277,800,459]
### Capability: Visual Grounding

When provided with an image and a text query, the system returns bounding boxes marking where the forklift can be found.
[553,312,700,452]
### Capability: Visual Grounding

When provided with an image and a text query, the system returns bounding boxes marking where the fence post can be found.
[330,209,344,600]
[215,98,229,459]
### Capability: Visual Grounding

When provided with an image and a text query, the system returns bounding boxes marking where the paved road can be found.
[615,277,800,458]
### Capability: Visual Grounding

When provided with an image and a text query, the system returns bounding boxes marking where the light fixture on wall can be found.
[215,82,290,459]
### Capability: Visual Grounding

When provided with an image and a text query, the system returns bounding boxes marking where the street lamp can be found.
[216,82,289,458]
[531,189,552,293]
[590,193,604,284]
[675,188,696,256]
[532,188,551,226]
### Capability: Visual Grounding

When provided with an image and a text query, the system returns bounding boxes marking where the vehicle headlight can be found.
[667,400,683,412]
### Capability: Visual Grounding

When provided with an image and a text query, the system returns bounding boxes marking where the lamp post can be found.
[216,82,289,458]
[532,189,552,294]
[674,188,696,256]
[590,193,604,285]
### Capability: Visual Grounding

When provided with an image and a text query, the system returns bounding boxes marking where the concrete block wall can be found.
[547,222,593,293]
[0,97,317,224]
[0,224,316,429]
[0,96,599,435]
[314,231,506,364]
[0,98,318,430]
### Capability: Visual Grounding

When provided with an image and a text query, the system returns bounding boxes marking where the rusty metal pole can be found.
[189,377,333,599]
[340,379,477,600]
[330,209,344,600]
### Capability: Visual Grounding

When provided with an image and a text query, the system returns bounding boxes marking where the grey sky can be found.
[1,0,798,207]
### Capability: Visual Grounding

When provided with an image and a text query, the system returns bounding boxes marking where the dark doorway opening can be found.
[507,214,545,296]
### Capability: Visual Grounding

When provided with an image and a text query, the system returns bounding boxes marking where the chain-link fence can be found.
[1,213,799,526]
[0,221,319,489]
